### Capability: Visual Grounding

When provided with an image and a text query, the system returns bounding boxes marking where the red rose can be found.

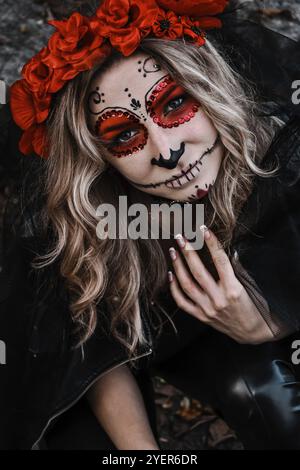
[22,46,68,96]
[10,80,51,131]
[19,123,49,159]
[96,0,159,55]
[45,12,110,73]
[156,0,228,17]
[152,9,183,39]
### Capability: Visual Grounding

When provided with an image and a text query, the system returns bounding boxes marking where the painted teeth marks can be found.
[130,134,220,190]
[164,136,219,188]
[165,161,201,188]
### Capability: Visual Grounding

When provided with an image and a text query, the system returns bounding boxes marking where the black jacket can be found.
[1,103,300,449]
[0,104,153,450]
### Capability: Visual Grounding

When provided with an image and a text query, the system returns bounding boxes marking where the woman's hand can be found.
[168,225,274,345]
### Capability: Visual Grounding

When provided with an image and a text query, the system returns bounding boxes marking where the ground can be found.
[0,0,299,451]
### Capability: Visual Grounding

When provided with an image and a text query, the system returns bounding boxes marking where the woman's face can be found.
[87,52,224,202]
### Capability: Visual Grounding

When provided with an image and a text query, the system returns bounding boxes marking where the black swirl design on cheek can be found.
[88,86,105,115]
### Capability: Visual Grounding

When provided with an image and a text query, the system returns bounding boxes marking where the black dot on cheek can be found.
[124,88,129,92]
[138,69,142,72]
[143,74,147,78]
[128,94,132,97]
[195,185,199,188]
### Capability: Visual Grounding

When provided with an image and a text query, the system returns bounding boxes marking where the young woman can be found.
[1,0,300,450]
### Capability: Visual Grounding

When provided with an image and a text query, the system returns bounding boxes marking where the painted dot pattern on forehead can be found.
[123,87,147,121]
[88,56,163,119]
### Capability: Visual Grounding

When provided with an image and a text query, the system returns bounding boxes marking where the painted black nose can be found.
[151,142,185,170]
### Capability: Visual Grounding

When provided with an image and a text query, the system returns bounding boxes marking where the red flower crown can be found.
[10,0,228,159]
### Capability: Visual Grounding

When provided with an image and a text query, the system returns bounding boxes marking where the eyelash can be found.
[115,129,139,144]
[163,94,187,116]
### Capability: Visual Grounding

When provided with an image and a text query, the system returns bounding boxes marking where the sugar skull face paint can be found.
[92,73,201,158]
[87,52,224,203]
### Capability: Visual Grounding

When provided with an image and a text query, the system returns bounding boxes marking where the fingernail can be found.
[168,271,173,282]
[175,233,185,248]
[200,225,210,239]
[169,247,177,261]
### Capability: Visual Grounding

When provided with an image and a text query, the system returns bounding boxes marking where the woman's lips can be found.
[196,188,209,199]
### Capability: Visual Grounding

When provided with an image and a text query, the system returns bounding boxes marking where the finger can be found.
[174,233,220,301]
[168,271,207,322]
[169,246,208,306]
[200,225,238,289]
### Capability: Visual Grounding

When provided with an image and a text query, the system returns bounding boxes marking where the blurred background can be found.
[0,0,299,450]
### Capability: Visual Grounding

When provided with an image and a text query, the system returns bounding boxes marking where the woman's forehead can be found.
[87,53,169,117]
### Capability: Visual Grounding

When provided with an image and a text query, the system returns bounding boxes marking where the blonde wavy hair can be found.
[32,37,281,363]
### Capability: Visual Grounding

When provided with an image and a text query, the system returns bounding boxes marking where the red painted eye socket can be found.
[95,110,148,158]
[147,76,200,128]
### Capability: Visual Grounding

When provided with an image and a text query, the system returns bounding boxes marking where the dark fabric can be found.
[149,324,300,450]
[231,116,300,335]
[211,15,300,119]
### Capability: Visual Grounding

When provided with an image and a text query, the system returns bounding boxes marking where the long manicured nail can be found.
[175,233,185,248]
[169,247,177,261]
[168,271,173,282]
[200,225,210,240]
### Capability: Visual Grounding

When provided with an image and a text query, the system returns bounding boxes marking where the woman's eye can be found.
[116,129,138,143]
[164,95,186,115]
